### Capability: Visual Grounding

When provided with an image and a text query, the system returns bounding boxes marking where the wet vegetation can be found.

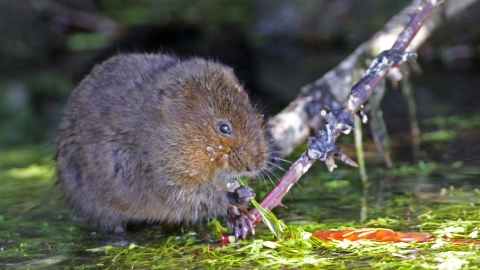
[1,114,479,269]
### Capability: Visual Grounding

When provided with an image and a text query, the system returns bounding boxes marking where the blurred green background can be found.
[1,0,479,147]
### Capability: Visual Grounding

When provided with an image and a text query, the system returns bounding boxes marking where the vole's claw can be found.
[227,186,255,239]
[227,205,255,239]
[234,212,255,239]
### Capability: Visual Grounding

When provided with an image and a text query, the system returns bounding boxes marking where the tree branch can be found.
[251,0,441,227]
[267,0,478,158]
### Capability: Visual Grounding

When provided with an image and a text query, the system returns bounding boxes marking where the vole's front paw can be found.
[227,205,255,239]
[227,186,255,207]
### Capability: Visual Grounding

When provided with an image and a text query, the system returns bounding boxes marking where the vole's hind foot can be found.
[227,205,255,239]
[113,225,126,234]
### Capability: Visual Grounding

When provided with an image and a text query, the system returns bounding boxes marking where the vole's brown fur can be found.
[54,53,269,233]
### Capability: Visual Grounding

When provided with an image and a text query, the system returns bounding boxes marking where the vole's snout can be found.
[244,162,259,173]
[245,157,265,172]
[230,145,264,175]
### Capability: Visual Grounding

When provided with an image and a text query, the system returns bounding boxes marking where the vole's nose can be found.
[245,156,264,173]
[232,146,263,174]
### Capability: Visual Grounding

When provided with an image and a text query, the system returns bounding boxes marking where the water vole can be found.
[54,53,270,237]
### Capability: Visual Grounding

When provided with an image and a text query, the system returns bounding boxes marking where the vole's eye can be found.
[218,121,232,135]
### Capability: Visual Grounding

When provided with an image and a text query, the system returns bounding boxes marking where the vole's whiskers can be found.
[258,164,282,188]
[272,157,292,164]
[265,160,286,171]
[262,165,282,182]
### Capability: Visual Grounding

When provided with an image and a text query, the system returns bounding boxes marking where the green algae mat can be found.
[1,115,480,269]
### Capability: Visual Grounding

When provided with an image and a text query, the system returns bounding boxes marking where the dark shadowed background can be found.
[0,0,479,147]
